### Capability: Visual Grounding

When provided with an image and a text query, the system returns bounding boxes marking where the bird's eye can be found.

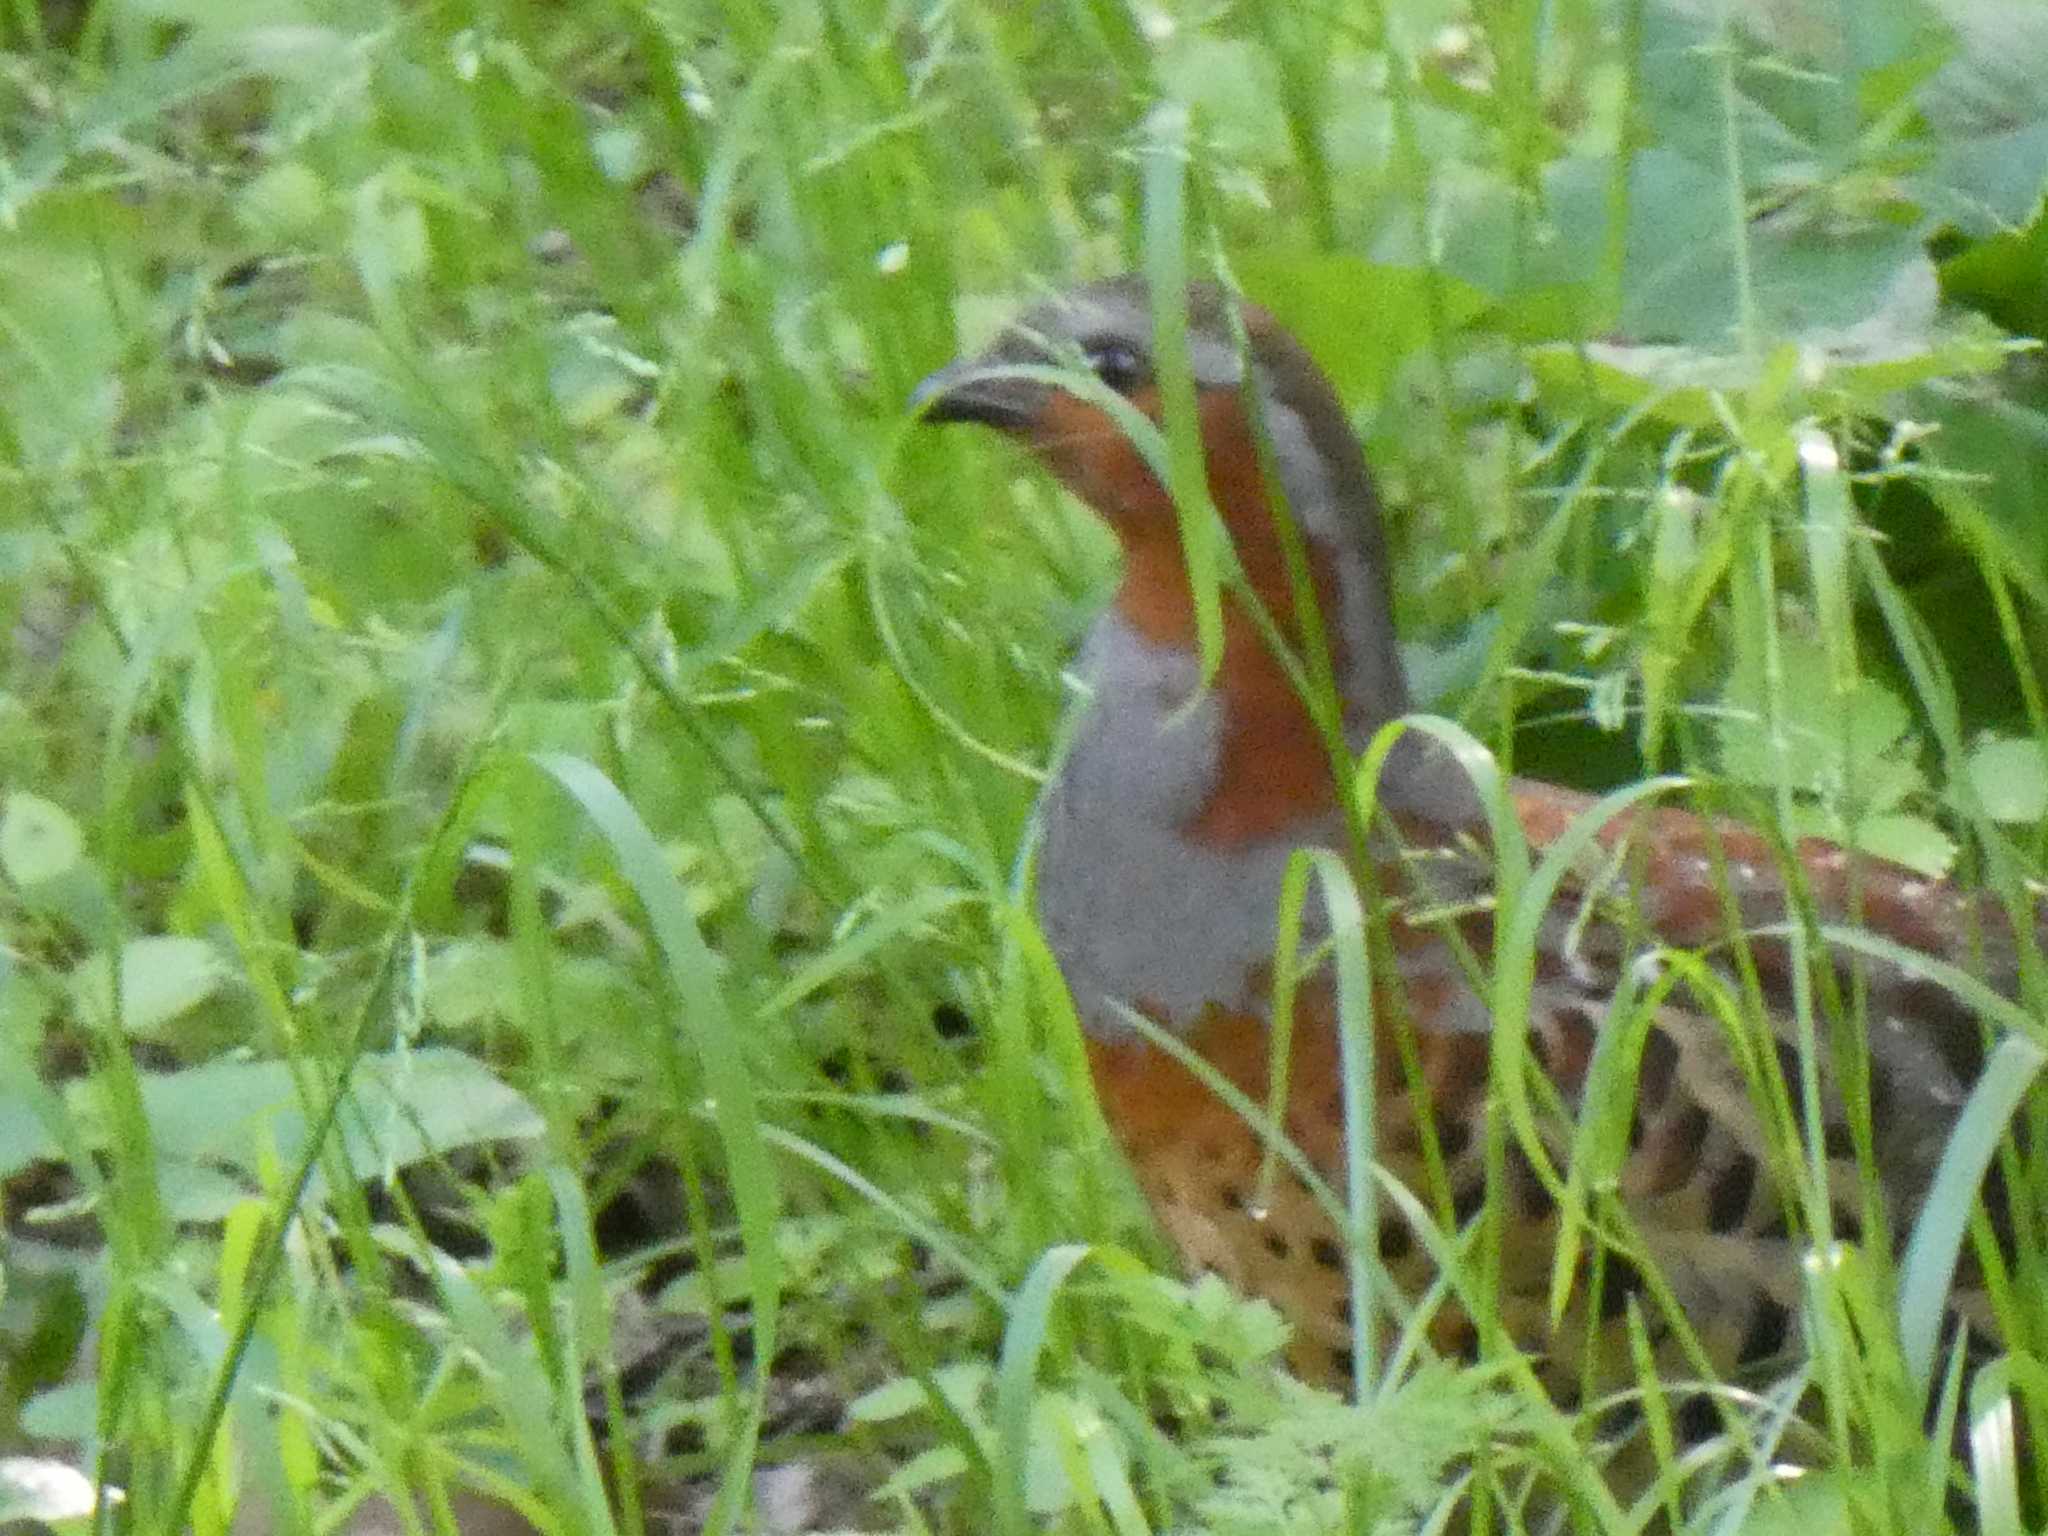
[1084,339,1147,393]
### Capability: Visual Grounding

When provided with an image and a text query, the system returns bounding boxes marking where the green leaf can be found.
[1817,811,1958,878]
[1922,120,2048,235]
[1717,634,1924,807]
[1637,6,1816,183]
[1231,249,1490,407]
[0,793,84,887]
[1159,38,1289,166]
[69,937,231,1040]
[1729,1465,1856,1536]
[1964,734,2048,823]
[847,1375,934,1424]
[1913,0,2048,234]
[17,1382,96,1443]
[135,1048,542,1193]
[156,1159,261,1225]
[0,1086,56,1178]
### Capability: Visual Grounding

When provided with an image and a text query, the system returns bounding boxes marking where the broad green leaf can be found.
[1964,735,2048,823]
[1717,635,1920,803]
[1730,1466,1856,1536]
[134,1048,542,1192]
[847,1376,933,1424]
[1232,249,1490,407]
[0,1087,57,1178]
[0,793,84,887]
[0,987,59,1179]
[1637,6,1817,182]
[1922,120,2048,235]
[1159,38,1289,166]
[1814,810,1958,878]
[69,937,231,1039]
[157,1159,260,1225]
[17,1382,96,1443]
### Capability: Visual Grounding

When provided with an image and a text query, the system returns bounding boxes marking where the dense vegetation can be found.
[3,1,2047,1531]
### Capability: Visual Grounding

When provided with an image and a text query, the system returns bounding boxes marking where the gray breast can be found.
[1034,612,1345,1042]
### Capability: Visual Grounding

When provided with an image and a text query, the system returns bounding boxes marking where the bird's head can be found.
[913,277,1418,744]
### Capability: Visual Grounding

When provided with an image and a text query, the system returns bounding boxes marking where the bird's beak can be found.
[909,359,1040,432]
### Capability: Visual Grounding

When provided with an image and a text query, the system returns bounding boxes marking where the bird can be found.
[910,275,2039,1411]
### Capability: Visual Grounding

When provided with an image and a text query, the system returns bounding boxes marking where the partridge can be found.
[912,276,2040,1402]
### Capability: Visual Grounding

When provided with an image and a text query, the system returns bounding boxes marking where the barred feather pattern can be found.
[1088,778,2038,1400]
